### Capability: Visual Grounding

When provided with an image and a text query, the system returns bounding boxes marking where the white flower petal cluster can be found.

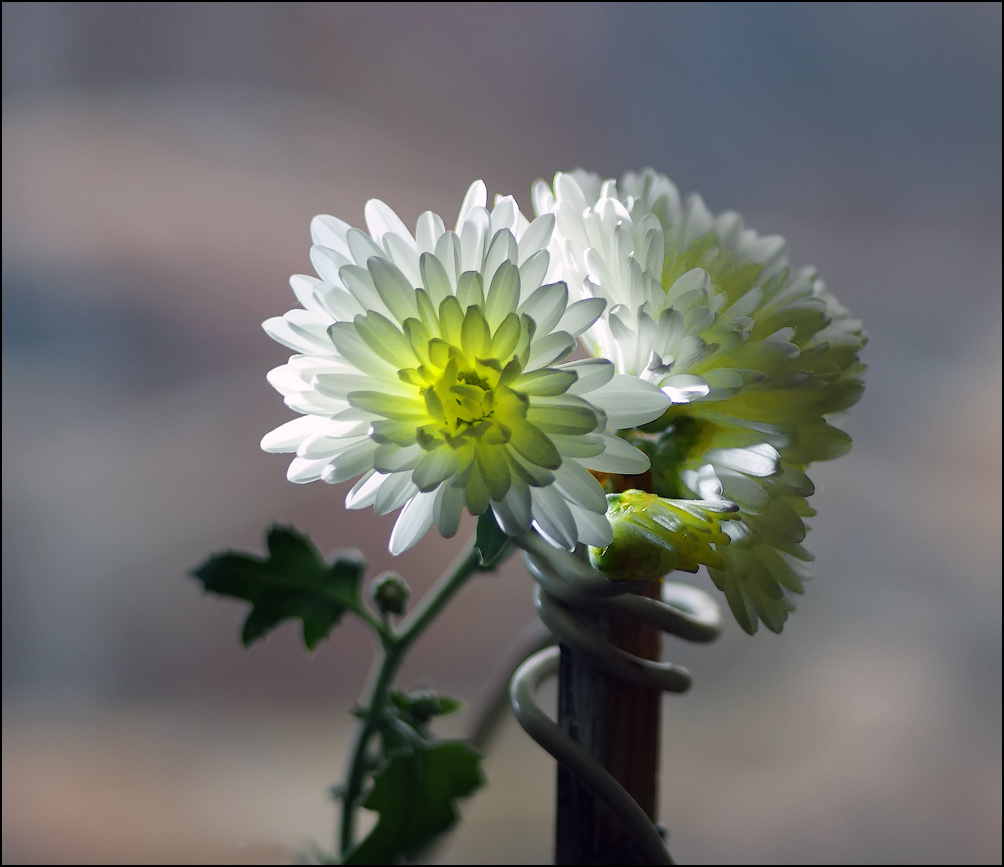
[535,169,866,633]
[262,182,670,554]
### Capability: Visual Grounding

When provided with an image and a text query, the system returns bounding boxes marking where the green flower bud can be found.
[390,688,462,725]
[589,490,740,582]
[369,571,410,617]
[404,689,444,723]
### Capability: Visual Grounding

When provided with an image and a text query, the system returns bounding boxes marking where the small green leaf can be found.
[343,740,483,865]
[191,525,366,650]
[475,510,512,569]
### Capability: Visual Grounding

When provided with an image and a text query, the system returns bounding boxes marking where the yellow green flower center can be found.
[349,289,581,498]
[403,341,529,450]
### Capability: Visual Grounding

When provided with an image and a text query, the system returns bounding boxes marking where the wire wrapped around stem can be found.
[509,532,722,864]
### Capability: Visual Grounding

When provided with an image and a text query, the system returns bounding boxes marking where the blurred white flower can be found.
[261,181,670,554]
[535,169,866,633]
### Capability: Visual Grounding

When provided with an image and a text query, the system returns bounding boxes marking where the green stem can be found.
[338,543,483,856]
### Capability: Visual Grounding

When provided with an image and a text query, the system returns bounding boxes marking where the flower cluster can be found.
[534,169,866,632]
[261,182,669,555]
[261,170,865,634]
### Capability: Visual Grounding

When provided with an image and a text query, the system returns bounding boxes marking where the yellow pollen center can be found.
[402,343,526,450]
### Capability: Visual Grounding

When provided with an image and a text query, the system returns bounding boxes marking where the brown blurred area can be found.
[2,3,1001,864]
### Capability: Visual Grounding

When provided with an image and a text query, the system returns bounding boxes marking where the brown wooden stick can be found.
[554,578,663,864]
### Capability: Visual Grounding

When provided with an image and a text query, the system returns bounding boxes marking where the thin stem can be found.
[353,604,391,640]
[338,543,483,856]
[339,638,395,854]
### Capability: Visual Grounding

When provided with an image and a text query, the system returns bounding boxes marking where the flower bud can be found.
[369,571,410,616]
[589,490,739,581]
[405,689,443,723]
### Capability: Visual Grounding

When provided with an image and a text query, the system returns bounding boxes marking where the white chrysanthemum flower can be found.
[535,169,866,633]
[262,181,671,554]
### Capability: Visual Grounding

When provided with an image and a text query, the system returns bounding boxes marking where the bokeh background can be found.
[2,2,1001,863]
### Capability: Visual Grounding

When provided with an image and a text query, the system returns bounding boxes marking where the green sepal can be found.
[342,740,484,865]
[191,525,366,650]
[474,510,513,569]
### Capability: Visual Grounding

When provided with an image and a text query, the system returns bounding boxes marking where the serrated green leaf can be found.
[191,525,366,650]
[474,510,512,569]
[343,740,483,865]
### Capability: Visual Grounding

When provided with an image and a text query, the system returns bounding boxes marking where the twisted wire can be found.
[509,532,722,865]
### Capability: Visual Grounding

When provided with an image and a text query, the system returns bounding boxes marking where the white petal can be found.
[484,261,521,330]
[680,464,724,499]
[548,433,605,459]
[389,490,437,554]
[313,372,387,400]
[346,227,385,267]
[553,459,609,514]
[459,206,490,273]
[433,232,462,291]
[555,172,590,216]
[569,502,613,547]
[311,215,352,257]
[433,483,466,538]
[261,415,328,453]
[518,250,550,299]
[518,282,568,335]
[327,321,392,377]
[384,232,422,289]
[413,446,462,491]
[266,364,310,396]
[561,358,615,394]
[583,433,651,475]
[364,198,415,249]
[530,485,578,551]
[313,283,366,321]
[483,228,519,294]
[705,444,780,478]
[717,468,771,514]
[339,264,386,316]
[368,257,418,323]
[345,470,383,509]
[526,331,576,371]
[283,391,345,416]
[416,211,447,255]
[420,250,455,307]
[374,471,421,515]
[457,180,488,227]
[587,375,670,429]
[373,443,425,473]
[290,274,328,315]
[556,297,606,338]
[490,195,519,236]
[518,213,555,263]
[661,375,711,403]
[310,245,351,285]
[286,456,332,484]
[263,315,333,356]
[531,178,556,217]
[492,479,532,535]
[319,438,378,483]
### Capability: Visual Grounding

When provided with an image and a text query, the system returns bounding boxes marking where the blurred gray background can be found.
[2,2,1000,863]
